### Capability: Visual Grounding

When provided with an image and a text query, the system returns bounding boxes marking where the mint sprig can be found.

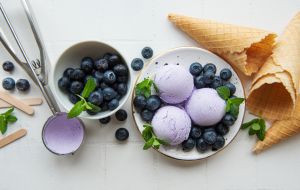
[67,78,100,118]
[142,124,167,150]
[216,86,244,118]
[135,78,158,98]
[242,118,266,141]
[0,107,18,134]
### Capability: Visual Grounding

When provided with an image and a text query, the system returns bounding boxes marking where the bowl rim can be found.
[131,46,246,161]
[51,40,132,120]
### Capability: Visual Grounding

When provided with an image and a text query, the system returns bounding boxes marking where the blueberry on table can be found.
[63,68,74,79]
[115,128,129,141]
[133,95,147,111]
[88,91,103,106]
[94,58,109,71]
[182,138,195,152]
[224,82,236,96]
[117,83,127,95]
[131,58,144,71]
[93,71,104,82]
[58,77,71,91]
[70,68,85,81]
[203,130,217,145]
[69,81,84,94]
[196,138,209,153]
[211,76,223,89]
[220,68,232,81]
[2,77,15,90]
[215,122,229,136]
[222,113,236,127]
[190,126,202,139]
[103,87,117,101]
[212,135,225,151]
[141,109,154,122]
[194,76,206,89]
[2,61,14,72]
[103,70,116,85]
[99,116,111,124]
[203,63,217,74]
[68,93,80,104]
[141,47,153,59]
[115,109,128,121]
[189,62,202,76]
[16,79,30,91]
[203,70,215,84]
[80,57,94,74]
[146,95,161,111]
[108,99,119,110]
[117,75,128,83]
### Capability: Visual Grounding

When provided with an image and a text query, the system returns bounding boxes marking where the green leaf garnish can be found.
[216,86,230,100]
[242,118,266,141]
[142,124,168,150]
[0,107,17,134]
[81,78,97,98]
[135,78,158,98]
[68,100,85,118]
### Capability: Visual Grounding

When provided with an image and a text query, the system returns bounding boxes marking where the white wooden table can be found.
[0,0,300,189]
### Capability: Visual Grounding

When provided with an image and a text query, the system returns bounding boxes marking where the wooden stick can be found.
[0,91,34,115]
[0,98,43,108]
[0,129,27,148]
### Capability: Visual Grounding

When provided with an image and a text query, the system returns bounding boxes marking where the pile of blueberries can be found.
[133,95,161,122]
[58,53,129,114]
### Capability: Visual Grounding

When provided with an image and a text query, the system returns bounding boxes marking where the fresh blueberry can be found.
[88,91,103,106]
[196,138,209,153]
[63,68,74,79]
[115,128,129,141]
[220,68,232,80]
[189,62,202,76]
[93,71,104,82]
[94,58,109,71]
[100,102,109,112]
[108,99,119,110]
[2,61,14,72]
[190,126,202,139]
[131,58,144,71]
[203,130,217,145]
[146,95,161,111]
[103,87,117,101]
[115,109,127,121]
[222,113,236,126]
[16,79,30,91]
[182,138,195,152]
[194,76,206,89]
[141,47,153,59]
[68,93,80,104]
[203,63,217,74]
[103,70,116,84]
[108,54,121,67]
[117,83,127,95]
[58,77,71,91]
[69,81,84,94]
[212,135,225,151]
[2,77,15,90]
[103,53,112,60]
[80,57,94,74]
[86,110,98,115]
[224,82,236,96]
[70,68,85,81]
[141,109,154,122]
[113,64,128,76]
[134,95,147,111]
[100,82,109,89]
[117,75,128,83]
[211,76,223,89]
[215,122,229,136]
[99,116,111,124]
[203,70,215,84]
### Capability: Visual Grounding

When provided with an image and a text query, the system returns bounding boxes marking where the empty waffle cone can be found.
[168,13,277,75]
[247,12,300,120]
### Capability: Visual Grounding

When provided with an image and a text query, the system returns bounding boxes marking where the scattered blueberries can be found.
[2,61,14,72]
[182,138,195,152]
[115,109,128,121]
[115,128,129,141]
[99,116,111,124]
[220,68,232,80]
[141,47,153,59]
[16,79,30,91]
[189,62,202,76]
[2,77,15,90]
[131,58,144,71]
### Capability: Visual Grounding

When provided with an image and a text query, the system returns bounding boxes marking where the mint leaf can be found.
[153,82,159,93]
[81,78,97,98]
[143,138,154,150]
[229,104,239,118]
[229,97,244,105]
[135,78,154,98]
[242,118,267,141]
[257,119,266,141]
[141,124,168,150]
[156,138,167,145]
[142,126,152,142]
[153,139,161,149]
[67,100,85,118]
[86,102,101,112]
[6,115,17,123]
[241,118,260,129]
[225,101,231,112]
[251,123,261,131]
[216,86,230,100]
[0,115,7,134]
[4,107,14,117]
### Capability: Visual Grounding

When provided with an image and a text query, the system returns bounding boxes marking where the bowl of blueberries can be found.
[52,41,131,119]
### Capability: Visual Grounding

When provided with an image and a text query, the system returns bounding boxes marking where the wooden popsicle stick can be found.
[0,91,34,115]
[0,129,27,148]
[0,98,43,108]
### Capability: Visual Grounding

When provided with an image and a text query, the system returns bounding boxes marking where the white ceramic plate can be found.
[132,47,245,161]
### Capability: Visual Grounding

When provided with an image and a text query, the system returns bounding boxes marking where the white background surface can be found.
[0,0,300,190]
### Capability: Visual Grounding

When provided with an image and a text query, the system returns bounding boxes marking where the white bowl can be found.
[132,47,245,161]
[52,41,132,120]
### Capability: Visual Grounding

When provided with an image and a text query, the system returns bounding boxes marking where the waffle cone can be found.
[168,13,277,75]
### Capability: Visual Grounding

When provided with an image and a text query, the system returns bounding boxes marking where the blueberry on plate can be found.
[117,75,128,83]
[68,93,80,104]
[108,99,119,110]
[88,91,103,106]
[215,122,229,136]
[117,83,127,95]
[203,129,217,145]
[182,138,195,152]
[113,64,128,76]
[222,113,236,127]
[203,70,215,84]
[190,126,202,139]
[194,76,206,89]
[70,68,85,81]
[115,128,129,141]
[131,58,144,71]
[203,63,217,74]
[103,52,112,60]
[103,87,117,101]
[94,58,109,71]
[16,79,30,91]
[220,68,232,81]
[141,109,154,122]
[103,70,116,85]
[146,95,161,111]
[134,95,147,111]
[189,62,202,76]
[224,82,236,96]
[2,61,14,72]
[58,77,71,91]
[108,54,120,66]
[212,135,225,151]
[63,68,74,79]
[93,71,104,82]
[80,57,94,74]
[69,81,84,94]
[99,116,111,124]
[115,109,127,121]
[211,76,223,89]
[196,138,209,153]
[2,77,15,90]
[141,47,153,59]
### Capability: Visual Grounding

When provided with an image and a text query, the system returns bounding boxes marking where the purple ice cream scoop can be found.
[186,88,226,127]
[154,65,193,104]
[151,106,191,146]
